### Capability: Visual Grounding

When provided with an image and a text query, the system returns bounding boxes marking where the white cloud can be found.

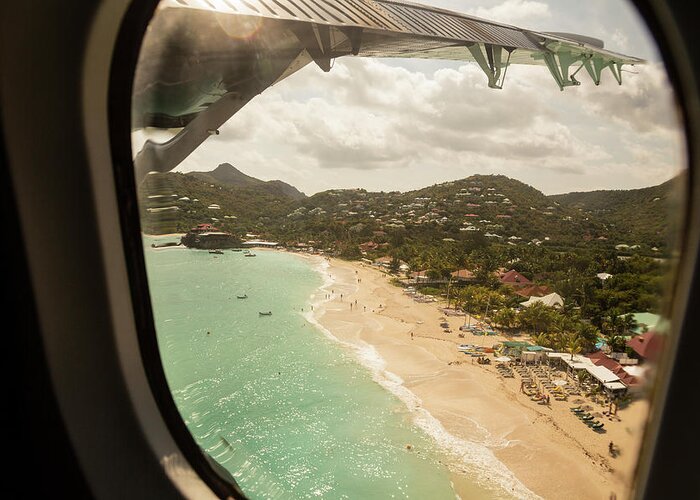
[468,0,551,26]
[144,1,684,196]
[611,29,630,51]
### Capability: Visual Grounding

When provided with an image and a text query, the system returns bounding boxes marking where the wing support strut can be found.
[288,23,363,72]
[466,43,515,89]
[582,57,622,86]
[541,51,582,91]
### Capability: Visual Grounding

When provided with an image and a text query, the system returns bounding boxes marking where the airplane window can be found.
[129,1,686,498]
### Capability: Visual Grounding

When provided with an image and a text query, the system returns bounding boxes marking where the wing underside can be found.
[132,0,643,177]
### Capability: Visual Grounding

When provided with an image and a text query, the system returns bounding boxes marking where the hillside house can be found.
[450,269,476,282]
[520,292,564,308]
[499,269,531,287]
[514,284,553,298]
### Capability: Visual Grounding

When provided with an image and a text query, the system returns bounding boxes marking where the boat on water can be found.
[259,311,272,316]
[231,248,243,252]
[237,294,248,299]
[244,253,257,257]
[209,249,224,254]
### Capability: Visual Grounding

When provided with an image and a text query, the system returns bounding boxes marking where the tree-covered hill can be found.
[138,171,298,235]
[549,174,685,250]
[188,163,306,201]
[138,167,681,258]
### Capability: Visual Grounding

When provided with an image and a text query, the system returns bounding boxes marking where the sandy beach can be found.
[310,257,649,500]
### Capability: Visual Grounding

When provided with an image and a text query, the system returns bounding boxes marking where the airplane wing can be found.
[132,0,643,178]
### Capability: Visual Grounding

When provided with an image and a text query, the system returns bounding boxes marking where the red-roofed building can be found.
[191,223,219,233]
[627,331,665,362]
[585,351,640,388]
[514,284,552,298]
[499,269,531,287]
[359,241,379,253]
[450,269,475,282]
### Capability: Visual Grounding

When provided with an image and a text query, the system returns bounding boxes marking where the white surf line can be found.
[305,262,540,500]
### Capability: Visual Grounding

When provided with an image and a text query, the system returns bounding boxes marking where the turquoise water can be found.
[144,241,462,499]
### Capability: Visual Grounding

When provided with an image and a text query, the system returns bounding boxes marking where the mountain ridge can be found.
[188,163,306,201]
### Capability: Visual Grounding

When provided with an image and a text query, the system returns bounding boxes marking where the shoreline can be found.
[309,257,647,500]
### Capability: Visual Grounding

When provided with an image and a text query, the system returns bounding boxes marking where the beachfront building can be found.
[242,240,279,247]
[546,353,632,398]
[498,341,532,360]
[521,345,553,364]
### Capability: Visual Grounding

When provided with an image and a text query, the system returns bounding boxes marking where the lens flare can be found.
[216,11,263,40]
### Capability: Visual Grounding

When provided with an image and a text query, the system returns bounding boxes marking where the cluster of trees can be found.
[422,266,657,356]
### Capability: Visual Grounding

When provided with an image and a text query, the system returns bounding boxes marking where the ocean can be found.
[143,238,513,499]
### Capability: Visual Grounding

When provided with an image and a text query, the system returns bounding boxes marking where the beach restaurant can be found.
[546,352,628,397]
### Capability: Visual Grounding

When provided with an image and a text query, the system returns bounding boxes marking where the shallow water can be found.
[144,240,512,499]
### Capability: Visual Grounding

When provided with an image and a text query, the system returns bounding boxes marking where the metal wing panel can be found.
[374,0,541,49]
[159,0,642,64]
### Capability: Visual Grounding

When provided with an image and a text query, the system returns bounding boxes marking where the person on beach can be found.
[350,303,353,311]
[340,293,343,301]
[363,306,366,312]
[411,332,414,340]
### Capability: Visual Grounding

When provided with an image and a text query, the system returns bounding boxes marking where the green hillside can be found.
[549,175,685,250]
[138,168,680,259]
[138,170,298,235]
[188,163,306,201]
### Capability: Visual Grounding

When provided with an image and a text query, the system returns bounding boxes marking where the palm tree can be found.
[531,332,553,349]
[620,313,639,335]
[575,322,601,352]
[493,307,517,330]
[564,332,584,361]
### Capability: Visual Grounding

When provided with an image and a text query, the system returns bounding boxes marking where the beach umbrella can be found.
[495,356,512,362]
[552,379,568,386]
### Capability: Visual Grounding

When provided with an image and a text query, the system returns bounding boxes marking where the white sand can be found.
[310,257,648,500]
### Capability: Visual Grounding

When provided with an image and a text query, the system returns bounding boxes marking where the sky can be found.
[136,0,686,196]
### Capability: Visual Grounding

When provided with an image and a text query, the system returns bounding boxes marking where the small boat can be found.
[231,248,243,252]
[237,294,248,299]
[259,311,272,316]
[244,253,257,257]
[209,249,224,254]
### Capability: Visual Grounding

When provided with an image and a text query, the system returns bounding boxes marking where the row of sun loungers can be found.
[496,363,515,378]
[570,406,606,432]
